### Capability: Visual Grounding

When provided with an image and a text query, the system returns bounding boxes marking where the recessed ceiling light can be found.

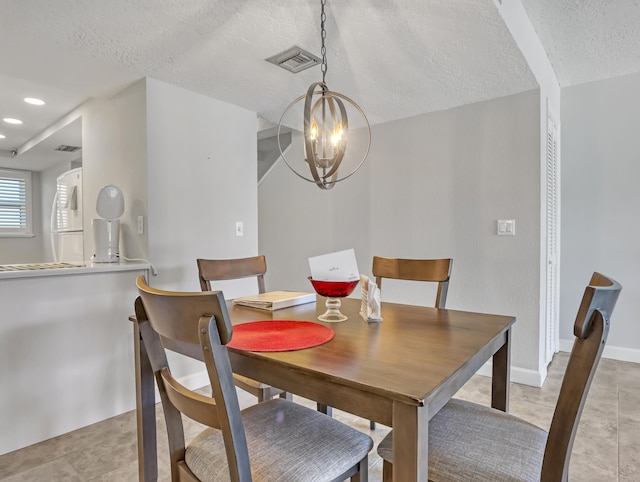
[0,134,5,139]
[3,118,23,125]
[24,97,45,106]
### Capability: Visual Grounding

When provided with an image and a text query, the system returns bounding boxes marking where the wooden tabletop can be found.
[227,296,515,423]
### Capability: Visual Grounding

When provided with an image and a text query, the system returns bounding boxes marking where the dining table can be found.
[133,296,515,482]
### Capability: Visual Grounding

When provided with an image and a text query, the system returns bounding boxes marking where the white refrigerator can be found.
[51,167,84,263]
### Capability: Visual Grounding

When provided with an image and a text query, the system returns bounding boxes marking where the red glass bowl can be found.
[308,277,359,298]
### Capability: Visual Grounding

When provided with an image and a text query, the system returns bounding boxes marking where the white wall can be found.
[69,76,259,416]
[495,0,562,376]
[0,268,147,455]
[145,78,259,382]
[82,80,148,263]
[0,77,261,454]
[260,90,543,382]
[145,78,259,295]
[560,71,640,362]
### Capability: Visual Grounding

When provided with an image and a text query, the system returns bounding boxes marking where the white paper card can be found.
[308,248,360,281]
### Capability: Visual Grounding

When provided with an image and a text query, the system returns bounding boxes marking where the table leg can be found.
[317,403,333,417]
[134,322,158,482]
[392,401,428,481]
[491,327,511,412]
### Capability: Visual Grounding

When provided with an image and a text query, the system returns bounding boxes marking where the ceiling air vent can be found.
[54,145,81,153]
[266,45,321,73]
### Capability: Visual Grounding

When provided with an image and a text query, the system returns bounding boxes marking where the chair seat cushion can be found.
[377,398,548,482]
[186,398,372,481]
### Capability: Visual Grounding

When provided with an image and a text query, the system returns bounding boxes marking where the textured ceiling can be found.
[522,0,640,86]
[1,0,639,170]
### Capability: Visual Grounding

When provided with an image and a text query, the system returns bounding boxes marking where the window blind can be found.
[0,170,32,234]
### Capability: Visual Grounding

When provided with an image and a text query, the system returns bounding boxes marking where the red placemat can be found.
[227,320,334,352]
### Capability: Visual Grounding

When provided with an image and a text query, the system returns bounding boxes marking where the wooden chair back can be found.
[135,276,252,481]
[197,255,267,293]
[541,272,622,481]
[196,254,291,403]
[372,256,453,308]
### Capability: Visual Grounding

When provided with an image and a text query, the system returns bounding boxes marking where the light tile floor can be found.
[1,352,638,481]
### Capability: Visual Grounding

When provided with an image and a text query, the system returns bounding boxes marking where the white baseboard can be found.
[559,339,640,364]
[178,370,211,390]
[473,341,640,390]
[475,362,545,387]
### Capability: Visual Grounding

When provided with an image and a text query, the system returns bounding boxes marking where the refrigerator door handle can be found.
[67,185,78,211]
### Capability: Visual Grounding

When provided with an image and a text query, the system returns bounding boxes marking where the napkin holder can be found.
[359,274,383,322]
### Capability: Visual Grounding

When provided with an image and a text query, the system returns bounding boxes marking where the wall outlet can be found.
[235,221,244,237]
[137,216,144,234]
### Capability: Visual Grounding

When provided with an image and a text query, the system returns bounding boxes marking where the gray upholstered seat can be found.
[377,398,547,482]
[186,398,372,482]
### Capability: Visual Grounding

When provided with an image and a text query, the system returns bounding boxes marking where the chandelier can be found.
[278,0,371,190]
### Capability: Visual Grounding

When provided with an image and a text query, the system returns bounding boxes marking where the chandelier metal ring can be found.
[277,85,371,190]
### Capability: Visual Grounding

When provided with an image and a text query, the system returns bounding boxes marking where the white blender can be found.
[91,185,124,263]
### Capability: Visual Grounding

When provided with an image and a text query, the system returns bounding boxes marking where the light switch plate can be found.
[497,219,515,236]
[137,216,144,234]
[235,221,244,237]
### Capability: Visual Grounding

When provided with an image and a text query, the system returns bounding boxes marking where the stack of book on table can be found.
[232,291,316,311]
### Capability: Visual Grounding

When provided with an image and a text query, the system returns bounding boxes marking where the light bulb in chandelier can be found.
[309,119,319,140]
[277,0,371,190]
[331,122,344,148]
[305,84,348,172]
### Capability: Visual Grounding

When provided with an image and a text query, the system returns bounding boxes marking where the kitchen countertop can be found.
[0,261,150,280]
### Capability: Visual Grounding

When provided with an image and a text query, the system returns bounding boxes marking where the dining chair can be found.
[372,256,453,309]
[135,276,372,482]
[377,272,622,482]
[368,256,453,429]
[197,256,290,403]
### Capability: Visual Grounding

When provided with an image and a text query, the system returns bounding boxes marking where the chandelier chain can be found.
[320,0,327,84]
[276,0,370,189]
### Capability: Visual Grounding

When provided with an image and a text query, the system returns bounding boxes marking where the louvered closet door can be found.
[545,114,560,364]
